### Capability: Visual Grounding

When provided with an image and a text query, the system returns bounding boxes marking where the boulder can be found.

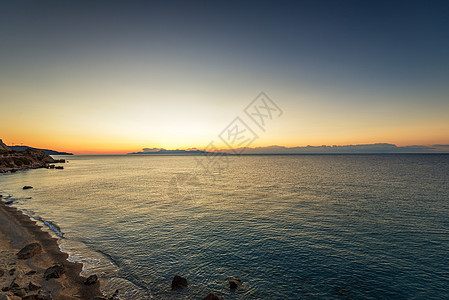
[5,201,13,205]
[13,288,26,297]
[0,292,10,300]
[17,243,42,259]
[84,274,98,285]
[23,186,33,190]
[8,269,16,276]
[204,293,223,300]
[229,277,242,289]
[171,275,188,289]
[55,166,63,170]
[0,268,4,277]
[28,281,41,291]
[44,264,66,280]
[25,270,36,276]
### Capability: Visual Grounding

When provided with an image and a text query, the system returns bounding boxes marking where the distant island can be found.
[130,143,449,155]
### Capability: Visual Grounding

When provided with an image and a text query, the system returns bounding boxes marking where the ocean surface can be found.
[1,154,449,299]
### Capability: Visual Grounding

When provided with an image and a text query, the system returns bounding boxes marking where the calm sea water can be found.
[1,155,449,299]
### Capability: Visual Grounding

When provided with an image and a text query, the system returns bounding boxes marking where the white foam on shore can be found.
[10,202,151,299]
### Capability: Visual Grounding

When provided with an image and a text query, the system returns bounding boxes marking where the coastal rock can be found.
[12,288,26,297]
[0,293,10,300]
[84,274,98,285]
[5,201,13,205]
[55,166,63,170]
[22,186,33,190]
[43,264,66,280]
[229,277,242,289]
[28,281,41,291]
[17,243,42,259]
[22,291,52,300]
[204,293,223,300]
[171,275,188,289]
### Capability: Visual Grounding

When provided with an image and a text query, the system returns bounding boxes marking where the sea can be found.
[1,154,448,299]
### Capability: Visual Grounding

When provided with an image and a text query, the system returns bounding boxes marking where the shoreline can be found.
[0,202,103,299]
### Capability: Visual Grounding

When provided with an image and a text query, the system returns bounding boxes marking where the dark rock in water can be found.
[26,270,37,275]
[28,281,41,291]
[84,274,98,285]
[17,243,42,259]
[171,275,188,289]
[333,286,351,298]
[44,264,66,280]
[204,293,223,300]
[9,268,16,275]
[23,186,33,189]
[55,166,64,169]
[0,268,3,277]
[5,201,13,205]
[229,277,242,289]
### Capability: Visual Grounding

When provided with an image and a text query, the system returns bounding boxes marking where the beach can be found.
[0,202,102,300]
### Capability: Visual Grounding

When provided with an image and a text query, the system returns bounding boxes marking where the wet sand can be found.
[0,202,103,299]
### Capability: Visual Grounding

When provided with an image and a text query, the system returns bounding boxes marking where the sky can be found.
[1,0,448,154]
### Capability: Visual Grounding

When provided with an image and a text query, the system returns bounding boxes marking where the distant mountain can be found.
[225,143,449,154]
[131,143,449,155]
[9,146,73,155]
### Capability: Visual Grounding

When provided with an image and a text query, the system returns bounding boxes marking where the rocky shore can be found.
[0,140,64,174]
[0,203,103,300]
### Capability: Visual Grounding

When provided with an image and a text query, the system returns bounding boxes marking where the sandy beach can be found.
[0,202,102,300]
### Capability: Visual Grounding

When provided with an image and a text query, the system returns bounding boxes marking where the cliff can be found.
[0,139,64,173]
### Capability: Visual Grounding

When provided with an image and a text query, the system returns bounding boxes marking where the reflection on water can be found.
[1,154,449,299]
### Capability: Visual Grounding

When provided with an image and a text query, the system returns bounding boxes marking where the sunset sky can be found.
[1,0,448,154]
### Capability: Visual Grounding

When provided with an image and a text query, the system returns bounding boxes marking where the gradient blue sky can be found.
[1,0,448,153]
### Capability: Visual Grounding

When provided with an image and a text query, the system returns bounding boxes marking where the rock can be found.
[5,201,13,205]
[9,278,19,289]
[17,243,42,259]
[0,293,10,300]
[43,264,65,280]
[25,271,36,276]
[1,286,10,292]
[22,291,52,300]
[171,275,188,289]
[229,277,242,289]
[13,288,26,297]
[0,268,4,277]
[204,293,223,300]
[22,186,33,190]
[8,269,16,276]
[55,166,63,170]
[84,274,98,285]
[28,281,41,291]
